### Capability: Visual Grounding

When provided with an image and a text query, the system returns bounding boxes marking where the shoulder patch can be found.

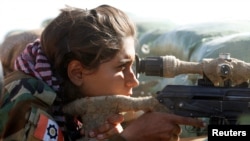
[34,114,64,141]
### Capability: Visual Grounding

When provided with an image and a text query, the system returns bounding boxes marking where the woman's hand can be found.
[120,112,205,141]
[86,114,124,140]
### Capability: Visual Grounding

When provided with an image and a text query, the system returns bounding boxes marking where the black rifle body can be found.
[156,85,250,125]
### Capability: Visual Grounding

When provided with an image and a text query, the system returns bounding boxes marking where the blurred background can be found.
[1,0,250,137]
[1,0,250,95]
[0,0,250,96]
[1,0,250,42]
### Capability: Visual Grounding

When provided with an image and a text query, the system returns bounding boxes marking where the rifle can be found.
[62,53,250,140]
[136,53,250,125]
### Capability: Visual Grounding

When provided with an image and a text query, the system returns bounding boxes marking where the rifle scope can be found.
[135,54,202,78]
[135,55,164,77]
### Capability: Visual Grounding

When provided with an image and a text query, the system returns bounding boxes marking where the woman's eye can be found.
[118,64,126,70]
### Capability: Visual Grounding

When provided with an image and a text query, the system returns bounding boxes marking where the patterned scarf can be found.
[15,39,83,140]
[14,39,60,91]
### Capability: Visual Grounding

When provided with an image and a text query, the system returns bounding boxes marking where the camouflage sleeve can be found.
[0,72,60,140]
[1,98,47,140]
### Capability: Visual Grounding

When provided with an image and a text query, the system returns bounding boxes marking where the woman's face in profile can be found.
[80,36,139,97]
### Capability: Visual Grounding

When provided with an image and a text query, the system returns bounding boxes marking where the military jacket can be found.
[0,71,63,141]
[0,71,127,141]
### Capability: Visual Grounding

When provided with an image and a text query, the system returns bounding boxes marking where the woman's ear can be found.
[67,60,85,86]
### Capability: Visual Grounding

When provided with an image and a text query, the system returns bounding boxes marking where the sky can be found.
[1,0,250,42]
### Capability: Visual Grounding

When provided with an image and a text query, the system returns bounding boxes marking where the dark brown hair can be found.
[41,5,136,102]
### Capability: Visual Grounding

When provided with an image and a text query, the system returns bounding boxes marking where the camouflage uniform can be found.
[0,71,63,141]
[0,71,127,141]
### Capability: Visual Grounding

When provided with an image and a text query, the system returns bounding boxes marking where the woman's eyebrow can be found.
[119,58,132,63]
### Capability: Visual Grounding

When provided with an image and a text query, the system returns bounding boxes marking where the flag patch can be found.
[34,114,64,141]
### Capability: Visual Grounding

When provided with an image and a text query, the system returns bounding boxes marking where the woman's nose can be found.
[126,69,139,87]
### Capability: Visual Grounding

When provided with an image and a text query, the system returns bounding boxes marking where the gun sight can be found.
[136,55,164,77]
[135,54,250,87]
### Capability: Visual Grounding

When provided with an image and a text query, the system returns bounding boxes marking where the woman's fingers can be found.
[107,114,124,124]
[166,114,205,127]
[171,133,180,141]
[172,124,182,135]
[87,114,124,138]
[96,124,123,140]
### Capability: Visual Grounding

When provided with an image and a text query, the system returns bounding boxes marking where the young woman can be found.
[0,5,204,141]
